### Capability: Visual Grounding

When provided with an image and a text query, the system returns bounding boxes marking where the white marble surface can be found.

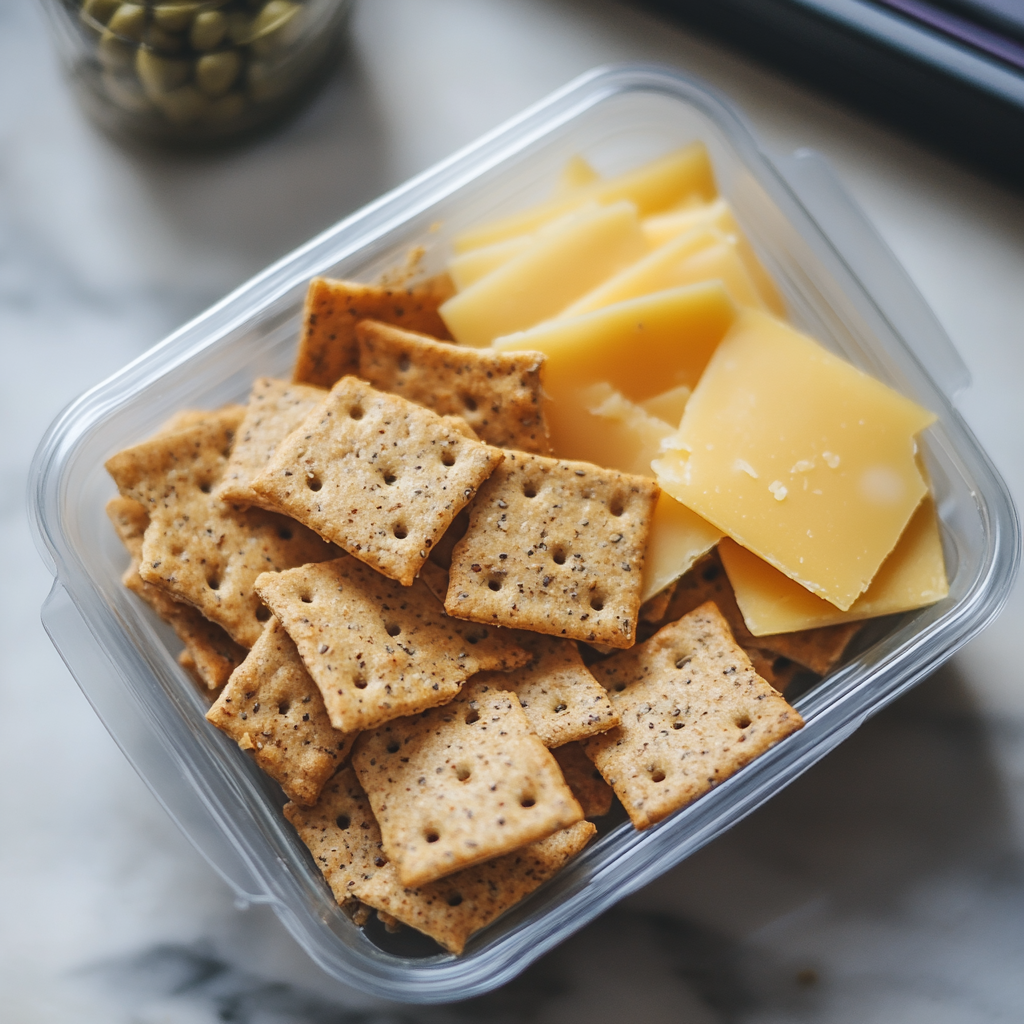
[3,0,1024,1020]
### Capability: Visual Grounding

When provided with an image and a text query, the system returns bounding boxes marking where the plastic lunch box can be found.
[28,65,1020,1002]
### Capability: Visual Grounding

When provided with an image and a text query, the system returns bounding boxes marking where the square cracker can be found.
[552,742,614,818]
[255,557,530,733]
[206,617,356,806]
[249,377,504,586]
[356,320,551,454]
[105,415,338,648]
[352,679,583,887]
[583,602,804,829]
[663,551,860,676]
[475,632,618,748]
[214,378,327,507]
[293,276,454,388]
[445,452,659,648]
[106,496,246,689]
[284,767,595,955]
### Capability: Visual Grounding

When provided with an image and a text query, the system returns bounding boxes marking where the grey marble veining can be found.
[3,0,1024,1020]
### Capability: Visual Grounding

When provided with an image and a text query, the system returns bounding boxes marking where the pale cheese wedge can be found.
[555,154,601,194]
[718,496,949,634]
[449,236,533,291]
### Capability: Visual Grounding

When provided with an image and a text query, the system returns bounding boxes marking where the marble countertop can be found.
[3,0,1024,1020]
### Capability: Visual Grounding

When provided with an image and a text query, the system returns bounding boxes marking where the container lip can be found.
[27,62,1021,1002]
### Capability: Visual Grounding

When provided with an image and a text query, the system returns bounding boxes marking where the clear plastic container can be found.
[28,65,1019,1002]
[40,0,353,147]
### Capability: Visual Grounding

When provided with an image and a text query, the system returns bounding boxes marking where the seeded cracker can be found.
[106,496,246,689]
[352,679,584,887]
[255,558,530,733]
[284,767,595,955]
[105,415,337,648]
[446,452,659,647]
[356,320,552,453]
[553,742,614,818]
[293,276,455,388]
[207,617,356,805]
[583,602,804,829]
[249,377,504,586]
[214,378,327,506]
[663,551,860,676]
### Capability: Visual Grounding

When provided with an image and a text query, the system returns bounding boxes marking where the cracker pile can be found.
[105,275,812,956]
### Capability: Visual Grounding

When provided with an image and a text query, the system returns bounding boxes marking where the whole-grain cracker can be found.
[583,602,804,829]
[552,742,614,818]
[206,617,356,805]
[214,378,327,507]
[284,767,595,955]
[352,679,584,887]
[249,376,504,586]
[446,451,659,647]
[106,496,246,689]
[255,557,530,733]
[105,416,337,647]
[293,276,454,388]
[356,319,551,453]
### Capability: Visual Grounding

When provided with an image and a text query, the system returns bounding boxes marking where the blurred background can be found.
[4,0,1024,1020]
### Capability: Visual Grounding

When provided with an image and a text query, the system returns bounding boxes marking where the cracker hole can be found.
[589,594,605,612]
[673,721,684,730]
[465,629,487,645]
[609,496,625,517]
[278,700,290,715]
[446,892,463,907]
[300,594,313,604]
[306,474,322,492]
[385,623,401,637]
[614,683,626,692]
[335,814,351,830]
[735,714,752,729]
[255,605,271,622]
[650,768,666,783]
[461,394,478,412]
[393,523,408,540]
[551,547,566,565]
[465,706,480,725]
[386,740,400,754]
[207,576,220,591]
[519,795,536,808]
[383,472,397,485]
[487,578,502,591]
[199,482,212,494]
[675,656,692,670]
[277,526,293,540]
[354,675,368,690]
[349,405,364,420]
[440,450,456,467]
[454,764,471,782]
[424,829,440,844]
[554,703,567,714]
[522,483,538,498]
[398,354,411,372]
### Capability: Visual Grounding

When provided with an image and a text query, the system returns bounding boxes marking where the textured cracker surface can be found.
[105,415,337,648]
[284,768,595,955]
[352,679,583,887]
[106,496,246,689]
[249,377,504,586]
[293,276,454,388]
[584,602,804,829]
[663,552,860,676]
[206,617,356,806]
[446,452,659,647]
[356,320,551,453]
[743,647,802,693]
[553,742,614,818]
[476,632,618,748]
[255,558,529,733]
[214,378,327,506]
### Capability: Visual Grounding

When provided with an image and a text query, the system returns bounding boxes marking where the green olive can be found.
[152,2,201,31]
[107,3,146,41]
[249,0,301,57]
[80,0,122,27]
[158,84,209,125]
[190,10,228,51]
[102,71,151,112]
[97,29,136,73]
[204,91,246,124]
[136,47,192,98]
[196,50,241,97]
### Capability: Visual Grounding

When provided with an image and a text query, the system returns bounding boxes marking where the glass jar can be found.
[42,0,354,147]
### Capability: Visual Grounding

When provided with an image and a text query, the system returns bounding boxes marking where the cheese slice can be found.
[561,226,767,318]
[643,198,786,317]
[561,382,723,602]
[448,236,533,291]
[653,310,936,610]
[555,154,601,194]
[440,201,648,346]
[719,496,949,634]
[640,385,692,429]
[453,143,716,252]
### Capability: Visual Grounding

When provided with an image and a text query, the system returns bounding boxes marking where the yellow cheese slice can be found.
[448,235,532,291]
[653,310,936,610]
[560,382,723,602]
[718,496,949,634]
[560,226,767,318]
[555,154,601,194]
[640,385,692,429]
[643,198,786,317]
[439,201,648,347]
[453,143,716,253]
